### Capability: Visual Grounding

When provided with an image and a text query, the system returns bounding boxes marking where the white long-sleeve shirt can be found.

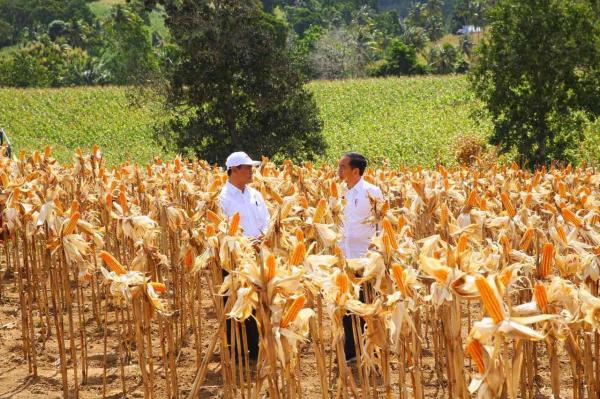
[219,181,269,238]
[340,178,384,259]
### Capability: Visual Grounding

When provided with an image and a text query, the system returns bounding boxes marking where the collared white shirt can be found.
[340,178,384,259]
[219,181,269,238]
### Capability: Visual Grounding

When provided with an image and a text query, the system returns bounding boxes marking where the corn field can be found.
[1,146,600,399]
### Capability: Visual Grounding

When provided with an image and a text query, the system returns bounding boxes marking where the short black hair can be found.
[227,168,232,176]
[344,152,367,176]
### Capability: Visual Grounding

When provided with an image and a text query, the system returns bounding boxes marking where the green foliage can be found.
[157,0,326,164]
[470,0,600,166]
[0,86,174,164]
[101,5,159,84]
[0,35,100,87]
[428,43,459,74]
[373,39,423,76]
[0,19,12,47]
[0,0,94,47]
[2,76,600,166]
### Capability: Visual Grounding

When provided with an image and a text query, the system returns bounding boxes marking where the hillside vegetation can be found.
[1,76,598,166]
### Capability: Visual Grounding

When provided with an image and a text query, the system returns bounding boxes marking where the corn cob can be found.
[280,296,306,328]
[475,276,504,324]
[100,251,128,275]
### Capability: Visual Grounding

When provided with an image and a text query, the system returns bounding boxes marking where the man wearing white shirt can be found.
[337,152,383,361]
[338,152,384,258]
[220,151,269,238]
[219,151,269,360]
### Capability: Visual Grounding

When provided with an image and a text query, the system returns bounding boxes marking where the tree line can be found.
[0,0,493,87]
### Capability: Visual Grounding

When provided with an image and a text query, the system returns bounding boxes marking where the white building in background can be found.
[457,25,483,35]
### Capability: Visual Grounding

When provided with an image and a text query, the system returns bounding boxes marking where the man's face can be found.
[337,155,356,182]
[233,164,253,184]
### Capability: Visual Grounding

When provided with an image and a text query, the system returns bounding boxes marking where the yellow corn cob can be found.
[149,282,167,294]
[500,192,516,218]
[295,228,305,243]
[561,207,583,228]
[382,218,395,239]
[289,242,306,265]
[539,243,554,278]
[475,276,504,324]
[266,254,277,280]
[555,224,567,244]
[119,189,128,214]
[447,248,457,268]
[44,145,52,158]
[269,188,283,204]
[499,234,511,254]
[280,296,306,328]
[466,339,486,374]
[63,212,80,235]
[457,233,468,253]
[500,267,514,287]
[330,181,339,198]
[519,227,535,251]
[313,198,327,223]
[299,195,309,209]
[391,263,409,297]
[466,190,478,208]
[205,224,216,237]
[534,282,548,312]
[183,248,194,271]
[100,251,127,275]
[438,164,448,178]
[32,150,40,163]
[53,198,64,214]
[544,202,557,214]
[70,200,79,213]
[440,204,449,226]
[335,272,349,303]
[0,172,8,187]
[433,267,449,283]
[206,209,222,225]
[383,233,394,254]
[227,212,241,235]
[411,180,426,199]
[532,171,541,187]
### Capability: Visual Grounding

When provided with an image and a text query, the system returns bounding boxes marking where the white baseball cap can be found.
[225,151,261,170]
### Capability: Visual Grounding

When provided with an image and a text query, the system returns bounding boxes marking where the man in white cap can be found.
[220,151,269,238]
[219,151,269,360]
[337,152,383,361]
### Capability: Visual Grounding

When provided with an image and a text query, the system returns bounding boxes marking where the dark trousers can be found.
[342,289,366,359]
[223,269,259,360]
[226,317,260,360]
